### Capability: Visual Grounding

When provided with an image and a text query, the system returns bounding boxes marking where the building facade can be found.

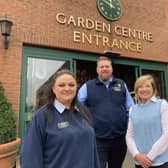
[0,0,168,138]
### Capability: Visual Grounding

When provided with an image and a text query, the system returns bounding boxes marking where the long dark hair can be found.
[45,69,91,123]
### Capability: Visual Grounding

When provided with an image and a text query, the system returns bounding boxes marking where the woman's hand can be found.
[135,153,152,168]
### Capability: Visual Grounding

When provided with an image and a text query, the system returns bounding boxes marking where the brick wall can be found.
[0,0,168,117]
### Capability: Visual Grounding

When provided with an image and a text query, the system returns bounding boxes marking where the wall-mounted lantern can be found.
[0,17,13,49]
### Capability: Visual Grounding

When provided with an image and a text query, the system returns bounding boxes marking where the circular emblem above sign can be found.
[97,0,122,21]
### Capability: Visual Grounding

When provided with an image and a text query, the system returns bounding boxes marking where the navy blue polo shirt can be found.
[20,100,100,168]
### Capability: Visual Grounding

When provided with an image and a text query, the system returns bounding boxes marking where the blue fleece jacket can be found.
[86,77,128,139]
[20,105,100,168]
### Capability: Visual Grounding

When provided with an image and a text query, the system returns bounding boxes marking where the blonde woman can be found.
[126,74,168,168]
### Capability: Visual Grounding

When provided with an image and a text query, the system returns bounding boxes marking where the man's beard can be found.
[100,74,110,82]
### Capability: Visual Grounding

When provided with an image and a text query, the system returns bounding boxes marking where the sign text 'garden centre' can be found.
[56,12,153,53]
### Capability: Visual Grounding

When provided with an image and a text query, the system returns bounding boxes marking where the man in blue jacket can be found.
[78,56,134,168]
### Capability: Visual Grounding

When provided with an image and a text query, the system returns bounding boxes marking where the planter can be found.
[0,138,21,168]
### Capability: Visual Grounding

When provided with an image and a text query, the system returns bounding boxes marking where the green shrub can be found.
[0,82,16,144]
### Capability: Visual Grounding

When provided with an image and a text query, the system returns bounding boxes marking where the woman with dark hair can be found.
[20,69,100,168]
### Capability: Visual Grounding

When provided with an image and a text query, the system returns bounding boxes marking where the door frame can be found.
[112,57,168,98]
[19,46,73,138]
[19,46,168,138]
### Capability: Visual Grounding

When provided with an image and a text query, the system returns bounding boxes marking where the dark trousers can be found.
[96,136,127,168]
[135,162,168,168]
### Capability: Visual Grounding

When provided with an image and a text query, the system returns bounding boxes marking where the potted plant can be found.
[0,81,20,168]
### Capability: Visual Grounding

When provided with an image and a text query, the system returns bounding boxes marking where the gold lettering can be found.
[82,32,92,44]
[86,19,94,30]
[114,25,122,35]
[129,42,137,51]
[73,31,81,42]
[128,28,136,39]
[129,42,142,52]
[67,16,76,26]
[77,17,85,28]
[56,13,66,24]
[103,36,110,47]
[135,30,142,40]
[92,34,102,45]
[122,27,129,37]
[111,39,120,48]
[73,31,143,53]
[137,43,143,52]
[119,40,129,50]
[114,26,153,43]
[102,23,111,33]
[147,32,153,42]
[56,13,153,47]
[142,32,148,41]
[95,21,103,32]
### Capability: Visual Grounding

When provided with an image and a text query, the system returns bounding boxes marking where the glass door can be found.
[19,47,73,138]
[112,64,137,96]
[75,59,137,100]
[25,58,70,126]
[75,60,97,88]
[111,58,168,99]
[20,46,168,139]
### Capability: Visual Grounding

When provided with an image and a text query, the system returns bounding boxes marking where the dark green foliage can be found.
[0,82,16,144]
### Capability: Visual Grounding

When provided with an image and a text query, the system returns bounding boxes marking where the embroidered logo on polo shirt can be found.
[57,121,70,129]
[113,83,122,91]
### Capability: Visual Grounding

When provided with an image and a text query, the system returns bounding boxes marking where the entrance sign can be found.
[55,12,153,53]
